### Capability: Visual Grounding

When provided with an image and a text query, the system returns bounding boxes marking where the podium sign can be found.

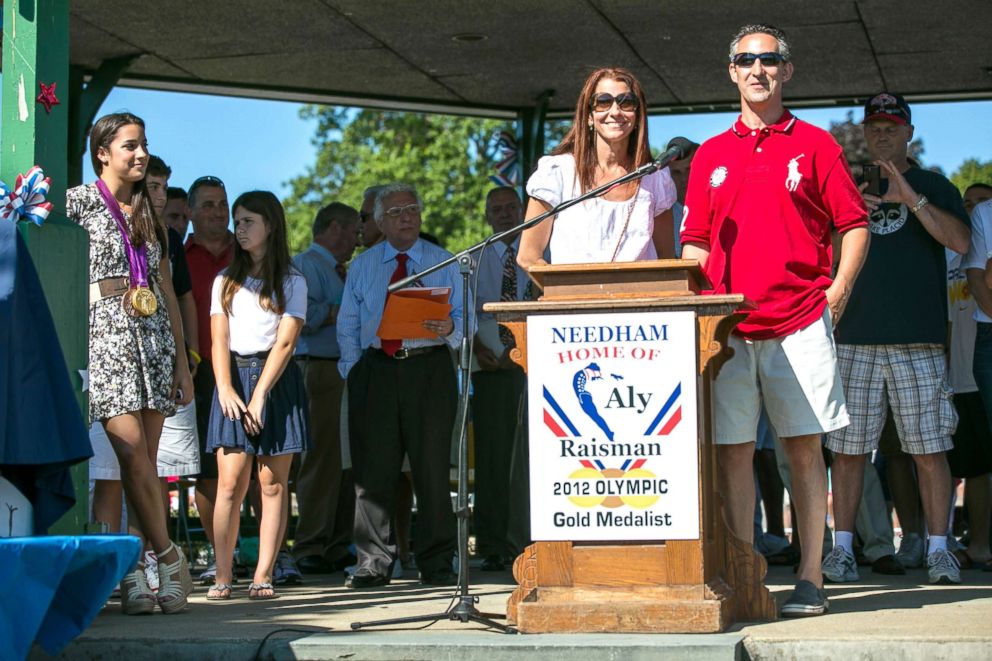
[486,260,776,633]
[526,311,699,541]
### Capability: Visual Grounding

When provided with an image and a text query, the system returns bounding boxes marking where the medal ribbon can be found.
[95,179,150,288]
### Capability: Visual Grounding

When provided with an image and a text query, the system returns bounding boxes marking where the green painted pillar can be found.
[2,0,90,534]
[516,89,554,184]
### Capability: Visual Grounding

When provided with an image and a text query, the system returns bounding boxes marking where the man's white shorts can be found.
[714,308,849,444]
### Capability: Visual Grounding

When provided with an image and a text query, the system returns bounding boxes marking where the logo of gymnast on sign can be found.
[541,365,684,510]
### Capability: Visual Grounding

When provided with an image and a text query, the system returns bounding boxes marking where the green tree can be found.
[283,107,512,255]
[950,158,992,195]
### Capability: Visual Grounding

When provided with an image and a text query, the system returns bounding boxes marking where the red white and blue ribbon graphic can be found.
[0,166,54,225]
[489,130,519,188]
[543,386,581,438]
[643,382,682,436]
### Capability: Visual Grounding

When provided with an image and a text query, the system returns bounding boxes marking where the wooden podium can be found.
[484,259,775,633]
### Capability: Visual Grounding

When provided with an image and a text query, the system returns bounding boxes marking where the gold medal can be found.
[125,286,158,317]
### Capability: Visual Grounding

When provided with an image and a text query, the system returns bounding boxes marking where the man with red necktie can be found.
[337,183,467,588]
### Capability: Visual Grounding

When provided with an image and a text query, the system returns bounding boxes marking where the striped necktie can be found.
[499,245,517,348]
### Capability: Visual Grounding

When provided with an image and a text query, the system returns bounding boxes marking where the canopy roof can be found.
[70,0,992,117]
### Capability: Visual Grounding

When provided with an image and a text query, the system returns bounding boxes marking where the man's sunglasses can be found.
[189,175,225,192]
[866,103,909,119]
[590,92,639,113]
[731,52,787,68]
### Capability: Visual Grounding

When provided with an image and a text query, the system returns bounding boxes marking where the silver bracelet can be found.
[910,195,929,214]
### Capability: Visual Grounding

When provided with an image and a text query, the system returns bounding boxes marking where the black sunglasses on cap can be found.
[590,92,639,113]
[189,175,225,192]
[731,52,787,68]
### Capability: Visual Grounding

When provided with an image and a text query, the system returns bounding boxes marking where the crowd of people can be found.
[70,21,991,620]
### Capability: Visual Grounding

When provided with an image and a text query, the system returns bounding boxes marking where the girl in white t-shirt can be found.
[205,190,309,600]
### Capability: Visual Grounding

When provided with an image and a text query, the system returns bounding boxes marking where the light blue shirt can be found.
[337,238,470,378]
[292,243,345,358]
[473,236,529,325]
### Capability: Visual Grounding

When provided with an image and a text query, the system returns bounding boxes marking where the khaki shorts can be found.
[714,308,849,444]
[826,344,956,456]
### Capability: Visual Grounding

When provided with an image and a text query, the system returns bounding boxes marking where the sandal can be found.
[206,583,233,600]
[248,582,277,600]
[156,542,194,614]
[120,564,156,615]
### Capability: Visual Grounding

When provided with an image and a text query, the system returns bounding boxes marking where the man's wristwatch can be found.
[910,195,929,214]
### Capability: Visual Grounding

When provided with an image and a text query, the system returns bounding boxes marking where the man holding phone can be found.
[826,93,971,586]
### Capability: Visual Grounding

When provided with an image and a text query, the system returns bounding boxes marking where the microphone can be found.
[630,137,694,177]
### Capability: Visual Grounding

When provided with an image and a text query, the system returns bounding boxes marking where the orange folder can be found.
[376,287,452,340]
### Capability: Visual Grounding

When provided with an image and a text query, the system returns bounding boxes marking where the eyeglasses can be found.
[590,92,639,113]
[731,52,787,68]
[384,204,421,218]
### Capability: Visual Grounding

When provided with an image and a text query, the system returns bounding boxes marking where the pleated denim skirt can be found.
[207,352,310,456]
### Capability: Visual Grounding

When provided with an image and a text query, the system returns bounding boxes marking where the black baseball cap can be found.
[863,92,911,126]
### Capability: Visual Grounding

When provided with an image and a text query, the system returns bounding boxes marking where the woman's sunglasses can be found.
[590,92,639,113]
[731,52,787,68]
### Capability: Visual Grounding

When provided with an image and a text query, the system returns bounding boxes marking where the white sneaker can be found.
[143,550,160,592]
[896,533,925,569]
[927,549,962,585]
[822,546,859,583]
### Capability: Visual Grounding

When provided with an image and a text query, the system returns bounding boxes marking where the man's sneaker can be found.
[927,549,962,585]
[896,533,925,569]
[199,563,217,585]
[273,551,303,586]
[822,546,859,583]
[143,550,160,592]
[871,553,906,575]
[780,579,829,618]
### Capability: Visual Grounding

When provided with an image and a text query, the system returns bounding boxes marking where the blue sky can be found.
[83,87,990,207]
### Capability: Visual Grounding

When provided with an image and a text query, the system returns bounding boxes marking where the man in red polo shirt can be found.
[681,23,869,617]
[183,175,233,583]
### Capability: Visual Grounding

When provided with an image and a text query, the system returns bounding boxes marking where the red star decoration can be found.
[36,82,60,114]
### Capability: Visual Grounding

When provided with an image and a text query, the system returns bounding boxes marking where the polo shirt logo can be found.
[869,204,907,235]
[785,154,805,192]
[709,166,728,188]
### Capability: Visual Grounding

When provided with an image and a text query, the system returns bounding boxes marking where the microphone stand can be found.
[349,152,676,633]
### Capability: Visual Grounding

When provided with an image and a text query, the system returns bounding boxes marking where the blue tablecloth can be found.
[0,535,140,660]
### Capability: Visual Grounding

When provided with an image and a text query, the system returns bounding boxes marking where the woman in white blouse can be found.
[518,67,677,268]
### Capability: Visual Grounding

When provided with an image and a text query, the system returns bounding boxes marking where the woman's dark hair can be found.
[552,67,651,194]
[89,112,164,247]
[221,190,292,316]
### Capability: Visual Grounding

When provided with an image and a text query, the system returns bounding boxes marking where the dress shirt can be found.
[293,242,345,358]
[337,238,470,378]
[471,237,528,358]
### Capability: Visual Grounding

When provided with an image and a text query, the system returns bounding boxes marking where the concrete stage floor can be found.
[40,565,992,660]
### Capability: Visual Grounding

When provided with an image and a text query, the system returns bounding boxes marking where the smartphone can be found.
[864,164,881,196]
